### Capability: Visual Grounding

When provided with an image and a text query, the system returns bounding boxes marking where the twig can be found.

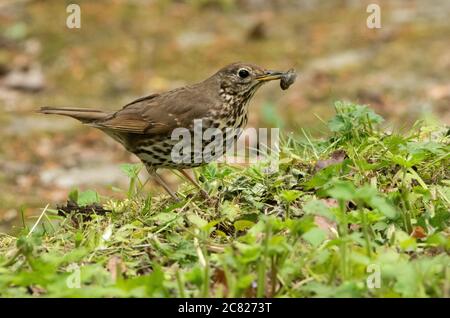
[27,204,49,238]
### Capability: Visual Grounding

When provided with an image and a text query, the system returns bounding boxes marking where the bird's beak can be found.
[256,70,284,82]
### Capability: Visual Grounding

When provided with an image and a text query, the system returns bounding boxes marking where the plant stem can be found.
[202,259,209,297]
[270,256,277,297]
[257,219,271,297]
[400,168,413,233]
[176,271,186,298]
[359,204,372,258]
[339,199,348,279]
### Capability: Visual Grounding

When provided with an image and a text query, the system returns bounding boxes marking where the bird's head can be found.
[215,62,285,97]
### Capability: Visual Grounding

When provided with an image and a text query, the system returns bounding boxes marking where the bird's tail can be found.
[38,107,109,124]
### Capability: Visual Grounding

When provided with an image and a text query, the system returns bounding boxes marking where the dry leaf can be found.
[411,226,427,239]
[107,256,127,281]
[314,150,347,171]
[314,215,337,239]
[211,268,229,297]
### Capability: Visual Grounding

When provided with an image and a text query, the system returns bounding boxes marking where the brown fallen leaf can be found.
[213,268,227,286]
[411,226,427,239]
[314,216,337,239]
[311,199,338,239]
[314,150,347,171]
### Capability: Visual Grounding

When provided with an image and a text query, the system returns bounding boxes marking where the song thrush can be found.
[40,63,296,199]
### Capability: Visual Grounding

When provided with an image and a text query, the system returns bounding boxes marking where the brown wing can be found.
[93,93,160,134]
[95,81,219,135]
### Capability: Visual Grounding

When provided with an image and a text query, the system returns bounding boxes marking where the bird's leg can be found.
[147,167,179,200]
[178,169,210,199]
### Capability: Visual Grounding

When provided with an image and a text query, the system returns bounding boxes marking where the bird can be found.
[39,62,294,200]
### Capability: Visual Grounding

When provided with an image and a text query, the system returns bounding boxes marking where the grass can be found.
[0,102,449,297]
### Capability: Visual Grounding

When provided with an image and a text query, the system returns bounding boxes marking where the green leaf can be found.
[187,213,208,229]
[221,201,240,221]
[302,228,327,247]
[326,181,355,201]
[368,196,397,219]
[405,141,444,155]
[119,163,142,178]
[268,235,289,254]
[304,164,343,189]
[328,102,383,135]
[234,220,255,232]
[303,200,336,221]
[185,266,204,287]
[280,190,302,203]
[68,189,78,203]
[238,245,261,264]
[430,207,450,230]
[236,274,256,290]
[328,114,349,133]
[16,236,35,255]
[77,190,99,206]
[354,185,377,201]
[426,233,449,247]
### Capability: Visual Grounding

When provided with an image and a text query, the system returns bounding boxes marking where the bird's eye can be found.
[238,69,250,79]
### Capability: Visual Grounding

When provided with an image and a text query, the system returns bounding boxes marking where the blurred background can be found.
[0,0,449,231]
